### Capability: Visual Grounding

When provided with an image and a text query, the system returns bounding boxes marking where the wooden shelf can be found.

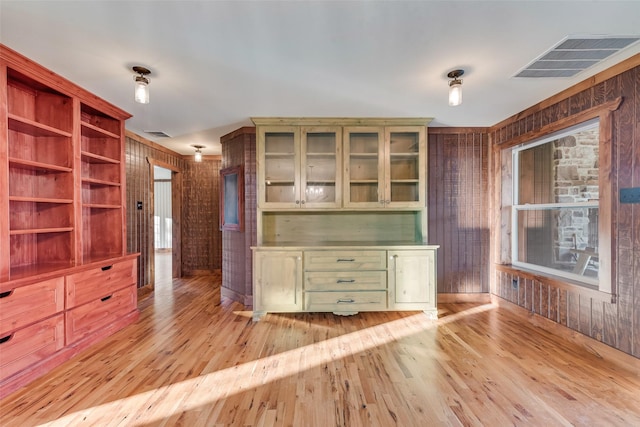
[81,151,120,164]
[81,121,119,139]
[82,177,121,187]
[83,203,121,209]
[8,158,72,173]
[9,227,74,235]
[9,196,73,204]
[8,114,72,138]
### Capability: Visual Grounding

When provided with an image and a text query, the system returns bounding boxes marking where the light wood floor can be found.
[2,269,640,426]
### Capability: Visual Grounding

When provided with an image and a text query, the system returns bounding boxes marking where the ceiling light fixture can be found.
[132,66,151,104]
[447,69,464,106]
[192,145,205,162]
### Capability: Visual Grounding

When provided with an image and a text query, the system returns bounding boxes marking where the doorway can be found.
[154,165,173,291]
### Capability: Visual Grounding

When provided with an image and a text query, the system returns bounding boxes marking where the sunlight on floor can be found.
[44,304,496,426]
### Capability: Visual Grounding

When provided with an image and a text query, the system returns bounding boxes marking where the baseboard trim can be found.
[438,293,492,303]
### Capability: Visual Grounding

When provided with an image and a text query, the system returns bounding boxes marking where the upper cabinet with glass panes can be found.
[254,118,429,210]
[257,125,341,208]
[343,126,426,208]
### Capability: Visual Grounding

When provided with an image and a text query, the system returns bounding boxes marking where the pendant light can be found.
[447,69,464,106]
[192,145,205,162]
[132,66,151,104]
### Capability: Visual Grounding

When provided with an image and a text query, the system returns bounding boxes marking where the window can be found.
[511,119,601,287]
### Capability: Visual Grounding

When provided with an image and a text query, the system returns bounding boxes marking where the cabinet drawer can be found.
[304,291,387,312]
[305,271,386,291]
[65,285,136,344]
[305,250,386,271]
[66,259,136,308]
[0,314,65,380]
[0,277,64,336]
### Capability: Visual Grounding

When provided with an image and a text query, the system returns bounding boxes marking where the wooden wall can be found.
[180,157,222,275]
[220,127,256,306]
[490,56,640,358]
[125,131,222,286]
[428,128,490,294]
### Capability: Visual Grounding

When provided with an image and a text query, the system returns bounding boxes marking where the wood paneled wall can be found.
[490,55,640,358]
[181,157,222,275]
[221,127,256,306]
[125,131,222,286]
[428,128,490,294]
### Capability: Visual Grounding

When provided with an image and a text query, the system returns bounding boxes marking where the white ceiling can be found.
[2,1,640,155]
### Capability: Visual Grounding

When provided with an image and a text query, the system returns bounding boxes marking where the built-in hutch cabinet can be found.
[0,45,138,398]
[252,118,438,320]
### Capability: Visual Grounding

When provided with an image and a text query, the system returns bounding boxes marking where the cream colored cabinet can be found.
[344,126,425,208]
[388,249,437,318]
[257,126,341,209]
[252,118,435,320]
[252,249,303,319]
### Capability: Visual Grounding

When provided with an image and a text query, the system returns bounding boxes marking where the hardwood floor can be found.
[1,272,640,426]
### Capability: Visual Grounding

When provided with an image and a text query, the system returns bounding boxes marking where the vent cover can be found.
[145,131,171,138]
[515,36,640,78]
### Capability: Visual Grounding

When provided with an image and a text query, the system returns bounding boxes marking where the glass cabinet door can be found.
[343,127,384,208]
[386,127,425,207]
[301,127,342,208]
[259,127,300,208]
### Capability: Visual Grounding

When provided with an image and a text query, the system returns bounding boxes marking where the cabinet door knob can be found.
[301,200,305,204]
[337,299,355,304]
[337,279,356,283]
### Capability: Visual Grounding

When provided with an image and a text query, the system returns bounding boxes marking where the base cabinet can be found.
[388,250,437,318]
[0,256,138,399]
[252,246,437,319]
[253,250,303,318]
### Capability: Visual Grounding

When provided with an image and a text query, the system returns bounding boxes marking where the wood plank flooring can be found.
[1,268,640,426]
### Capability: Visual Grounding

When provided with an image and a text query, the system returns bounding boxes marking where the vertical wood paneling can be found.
[428,129,489,295]
[221,128,256,305]
[125,133,221,285]
[181,158,221,275]
[491,59,640,358]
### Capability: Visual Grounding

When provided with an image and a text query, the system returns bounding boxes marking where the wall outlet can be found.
[620,187,640,204]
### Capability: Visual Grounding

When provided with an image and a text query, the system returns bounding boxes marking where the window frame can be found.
[496,97,622,297]
[511,119,600,287]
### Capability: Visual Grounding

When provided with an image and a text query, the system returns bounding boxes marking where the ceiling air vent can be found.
[145,131,171,138]
[514,36,640,78]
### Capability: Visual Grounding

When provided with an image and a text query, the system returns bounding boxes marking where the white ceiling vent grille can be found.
[145,131,171,138]
[515,36,640,78]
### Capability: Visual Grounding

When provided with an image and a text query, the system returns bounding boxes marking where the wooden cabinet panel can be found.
[66,259,136,308]
[65,285,136,344]
[253,250,302,316]
[388,249,437,316]
[304,291,387,312]
[0,277,64,336]
[0,313,64,380]
[305,250,386,271]
[305,271,386,291]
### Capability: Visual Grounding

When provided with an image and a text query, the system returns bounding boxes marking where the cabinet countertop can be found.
[252,242,439,250]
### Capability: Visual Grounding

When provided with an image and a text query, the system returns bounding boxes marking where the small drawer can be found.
[66,258,136,308]
[305,271,387,291]
[304,291,387,312]
[0,313,65,380]
[305,250,386,271]
[0,277,64,336]
[65,285,136,344]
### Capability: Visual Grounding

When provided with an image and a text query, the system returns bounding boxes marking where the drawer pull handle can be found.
[0,290,14,299]
[101,295,113,302]
[337,279,355,283]
[101,265,113,271]
[337,258,355,262]
[337,299,355,304]
[0,334,14,344]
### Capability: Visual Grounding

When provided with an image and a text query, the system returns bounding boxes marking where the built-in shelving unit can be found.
[0,44,138,399]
